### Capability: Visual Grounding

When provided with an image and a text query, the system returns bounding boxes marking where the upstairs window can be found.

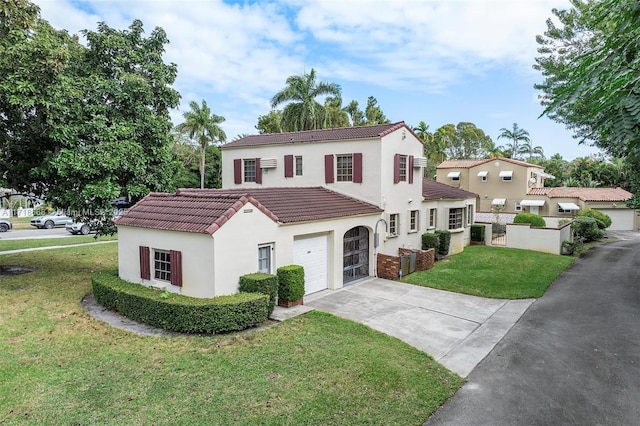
[499,170,513,182]
[447,171,461,182]
[234,158,262,184]
[336,155,353,182]
[295,156,303,176]
[477,171,488,182]
[399,155,408,181]
[244,159,256,182]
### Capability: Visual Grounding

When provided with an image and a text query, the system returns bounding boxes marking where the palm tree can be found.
[271,69,341,131]
[413,121,433,144]
[176,99,226,189]
[518,140,545,160]
[498,123,530,160]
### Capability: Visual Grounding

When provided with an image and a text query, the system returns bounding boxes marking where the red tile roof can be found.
[437,157,543,169]
[422,179,478,200]
[527,187,632,202]
[115,187,383,235]
[221,121,419,148]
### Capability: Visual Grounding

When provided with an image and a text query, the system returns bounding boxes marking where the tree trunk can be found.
[200,145,206,189]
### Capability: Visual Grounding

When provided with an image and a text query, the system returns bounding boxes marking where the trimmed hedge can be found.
[577,208,612,229]
[470,224,485,242]
[513,213,546,227]
[571,217,605,242]
[434,230,451,256]
[421,232,439,250]
[277,265,305,302]
[239,272,278,315]
[92,272,270,334]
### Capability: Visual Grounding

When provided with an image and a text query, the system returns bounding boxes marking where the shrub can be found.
[571,217,604,242]
[434,230,451,256]
[239,272,278,315]
[577,208,612,229]
[92,272,269,334]
[277,265,305,302]
[513,212,546,227]
[470,224,486,242]
[421,233,439,250]
[561,239,584,256]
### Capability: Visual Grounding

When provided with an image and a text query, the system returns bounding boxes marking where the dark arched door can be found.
[343,226,369,283]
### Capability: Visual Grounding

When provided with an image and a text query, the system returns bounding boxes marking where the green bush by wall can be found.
[239,272,278,315]
[277,265,305,302]
[434,230,451,256]
[513,213,546,227]
[577,208,612,229]
[470,224,485,241]
[421,233,439,250]
[92,272,270,334]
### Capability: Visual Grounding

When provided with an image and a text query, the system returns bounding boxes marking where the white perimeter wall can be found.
[506,223,572,255]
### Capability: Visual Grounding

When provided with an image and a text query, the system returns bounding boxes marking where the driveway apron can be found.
[305,278,533,378]
[426,233,640,425]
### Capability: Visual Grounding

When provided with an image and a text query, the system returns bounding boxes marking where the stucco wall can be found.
[506,223,572,255]
[421,197,475,254]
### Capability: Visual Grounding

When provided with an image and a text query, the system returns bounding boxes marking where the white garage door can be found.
[599,209,634,231]
[293,234,329,295]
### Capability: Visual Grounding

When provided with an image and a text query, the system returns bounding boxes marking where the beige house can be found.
[437,157,637,231]
[116,122,479,298]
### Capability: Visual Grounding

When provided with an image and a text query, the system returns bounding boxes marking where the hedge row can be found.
[92,272,270,334]
[421,230,451,256]
[239,272,278,315]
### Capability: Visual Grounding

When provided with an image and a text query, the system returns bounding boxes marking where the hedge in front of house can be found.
[277,265,305,302]
[434,230,451,256]
[577,208,611,229]
[513,212,546,227]
[470,224,485,241]
[422,232,439,250]
[92,272,269,334]
[239,272,278,315]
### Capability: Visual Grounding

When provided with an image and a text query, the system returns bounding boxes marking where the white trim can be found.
[492,198,506,206]
[477,171,488,177]
[520,199,545,207]
[558,202,580,211]
[447,171,461,178]
[499,170,513,178]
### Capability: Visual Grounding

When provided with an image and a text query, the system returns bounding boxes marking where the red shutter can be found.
[284,155,294,178]
[139,246,150,280]
[233,159,242,184]
[393,153,400,184]
[255,158,262,184]
[170,250,182,287]
[324,154,334,183]
[408,155,414,184]
[353,152,363,183]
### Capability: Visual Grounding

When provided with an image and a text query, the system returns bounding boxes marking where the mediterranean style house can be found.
[116,122,477,298]
[436,157,637,230]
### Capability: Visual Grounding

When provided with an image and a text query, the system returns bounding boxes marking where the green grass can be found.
[0,245,463,425]
[0,235,117,252]
[403,245,574,299]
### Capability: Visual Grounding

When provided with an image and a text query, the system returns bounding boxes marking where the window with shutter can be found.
[233,159,242,184]
[255,158,262,184]
[394,154,400,183]
[408,155,414,184]
[324,154,334,183]
[170,250,182,287]
[295,156,303,176]
[353,152,363,183]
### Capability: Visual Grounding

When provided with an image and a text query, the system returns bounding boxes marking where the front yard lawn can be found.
[0,235,116,252]
[0,244,463,425]
[402,246,574,299]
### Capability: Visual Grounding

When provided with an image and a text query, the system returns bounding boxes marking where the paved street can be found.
[427,233,640,425]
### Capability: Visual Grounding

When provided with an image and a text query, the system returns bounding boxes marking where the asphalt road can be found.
[0,227,71,240]
[427,232,640,425]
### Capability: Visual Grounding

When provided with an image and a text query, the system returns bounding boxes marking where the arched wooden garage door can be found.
[343,226,369,283]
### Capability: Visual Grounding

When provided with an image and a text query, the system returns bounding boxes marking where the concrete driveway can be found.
[426,232,640,425]
[300,278,533,377]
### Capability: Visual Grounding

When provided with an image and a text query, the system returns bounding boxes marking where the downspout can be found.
[373,217,388,278]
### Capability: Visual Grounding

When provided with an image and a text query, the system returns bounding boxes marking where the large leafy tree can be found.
[176,99,226,189]
[0,1,180,234]
[364,96,390,125]
[534,0,640,206]
[270,68,341,131]
[437,122,494,159]
[497,123,531,160]
[255,110,283,134]
[343,99,365,126]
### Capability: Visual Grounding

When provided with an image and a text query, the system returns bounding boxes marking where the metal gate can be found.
[492,222,506,246]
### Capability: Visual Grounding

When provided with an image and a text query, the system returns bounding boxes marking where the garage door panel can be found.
[599,209,634,231]
[294,234,328,295]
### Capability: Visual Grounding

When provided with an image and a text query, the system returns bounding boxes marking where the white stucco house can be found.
[116,122,478,298]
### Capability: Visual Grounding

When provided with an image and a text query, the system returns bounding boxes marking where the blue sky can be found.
[34,0,600,160]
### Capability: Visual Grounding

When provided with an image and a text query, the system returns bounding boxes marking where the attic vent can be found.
[412,157,427,168]
[260,158,277,168]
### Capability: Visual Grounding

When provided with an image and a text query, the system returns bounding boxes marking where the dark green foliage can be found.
[562,239,584,256]
[577,208,612,229]
[422,233,439,250]
[239,272,278,315]
[92,272,269,333]
[434,230,451,256]
[470,224,486,242]
[513,213,546,227]
[571,217,605,243]
[277,265,305,302]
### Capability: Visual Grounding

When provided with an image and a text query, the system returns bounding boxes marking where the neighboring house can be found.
[436,157,637,231]
[116,122,478,298]
[422,179,478,254]
[436,157,553,214]
[527,187,636,231]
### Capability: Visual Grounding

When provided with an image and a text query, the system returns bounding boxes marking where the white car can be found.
[66,222,92,235]
[30,213,74,229]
